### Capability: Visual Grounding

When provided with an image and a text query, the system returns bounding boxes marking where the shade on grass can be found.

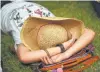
[1,1,100,72]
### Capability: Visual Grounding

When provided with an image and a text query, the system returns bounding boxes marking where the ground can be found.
[1,1,100,72]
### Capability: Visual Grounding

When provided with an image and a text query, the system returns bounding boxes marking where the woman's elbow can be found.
[85,28,96,38]
[18,55,29,64]
[89,29,95,38]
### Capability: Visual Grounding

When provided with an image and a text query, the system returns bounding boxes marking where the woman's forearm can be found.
[17,38,75,63]
[63,28,95,60]
[17,44,61,63]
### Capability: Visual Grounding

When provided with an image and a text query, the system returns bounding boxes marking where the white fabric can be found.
[0,66,2,72]
[1,1,55,51]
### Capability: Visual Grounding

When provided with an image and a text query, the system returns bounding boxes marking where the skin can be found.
[16,28,95,64]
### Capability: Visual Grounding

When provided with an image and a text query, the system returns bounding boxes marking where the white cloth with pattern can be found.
[1,1,55,50]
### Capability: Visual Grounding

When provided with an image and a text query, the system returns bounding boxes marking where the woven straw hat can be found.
[21,16,85,51]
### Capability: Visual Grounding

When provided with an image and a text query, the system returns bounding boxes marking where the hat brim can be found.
[21,16,85,51]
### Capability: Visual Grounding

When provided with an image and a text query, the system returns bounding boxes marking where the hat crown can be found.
[37,24,68,49]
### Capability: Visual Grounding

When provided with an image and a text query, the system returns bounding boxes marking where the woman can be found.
[1,1,95,65]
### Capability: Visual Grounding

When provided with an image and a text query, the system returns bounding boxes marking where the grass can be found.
[1,1,100,72]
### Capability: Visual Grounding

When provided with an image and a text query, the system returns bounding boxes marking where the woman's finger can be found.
[43,57,49,64]
[51,54,62,63]
[46,56,53,64]
[40,58,45,63]
[40,57,48,64]
[55,54,63,63]
[40,56,53,64]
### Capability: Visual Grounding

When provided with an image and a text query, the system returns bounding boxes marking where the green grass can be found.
[1,1,100,72]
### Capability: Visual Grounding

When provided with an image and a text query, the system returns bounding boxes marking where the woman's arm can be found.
[51,28,95,63]
[63,28,95,58]
[16,38,75,64]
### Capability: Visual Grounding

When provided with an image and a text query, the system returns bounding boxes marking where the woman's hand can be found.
[40,52,66,64]
[40,56,53,64]
[40,38,76,64]
[40,53,64,64]
[51,53,64,63]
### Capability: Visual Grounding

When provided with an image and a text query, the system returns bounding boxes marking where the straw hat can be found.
[21,16,85,51]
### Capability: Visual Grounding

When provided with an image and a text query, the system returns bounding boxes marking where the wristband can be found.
[43,49,51,58]
[56,44,66,53]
